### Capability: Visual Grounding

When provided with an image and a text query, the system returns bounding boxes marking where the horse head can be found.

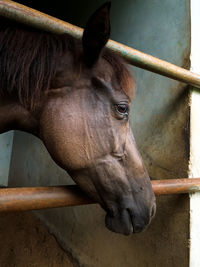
[0,2,156,235]
[39,3,156,235]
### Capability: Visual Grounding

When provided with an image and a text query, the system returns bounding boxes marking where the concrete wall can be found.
[189,0,200,266]
[0,213,76,267]
[8,0,190,266]
[0,132,13,187]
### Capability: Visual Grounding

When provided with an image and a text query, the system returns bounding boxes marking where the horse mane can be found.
[0,19,134,109]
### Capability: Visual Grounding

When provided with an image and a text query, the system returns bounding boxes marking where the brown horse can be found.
[0,2,156,235]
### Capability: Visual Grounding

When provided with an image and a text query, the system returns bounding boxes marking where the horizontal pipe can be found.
[0,0,200,88]
[1,178,200,212]
[0,185,93,212]
[151,178,200,195]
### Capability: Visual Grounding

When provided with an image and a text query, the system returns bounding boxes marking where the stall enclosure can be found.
[0,0,192,266]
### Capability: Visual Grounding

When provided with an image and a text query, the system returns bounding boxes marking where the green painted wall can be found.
[9,0,190,266]
[0,132,13,187]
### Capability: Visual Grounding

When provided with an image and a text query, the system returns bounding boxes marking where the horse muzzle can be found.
[105,201,156,235]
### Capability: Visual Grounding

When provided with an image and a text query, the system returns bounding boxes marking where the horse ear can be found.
[82,2,111,67]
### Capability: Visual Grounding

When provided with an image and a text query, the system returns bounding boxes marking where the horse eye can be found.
[115,103,129,116]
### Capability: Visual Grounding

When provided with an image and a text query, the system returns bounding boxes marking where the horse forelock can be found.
[102,49,135,100]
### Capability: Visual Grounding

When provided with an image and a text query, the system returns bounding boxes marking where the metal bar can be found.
[151,178,200,195]
[0,0,200,88]
[0,185,93,212]
[0,179,200,212]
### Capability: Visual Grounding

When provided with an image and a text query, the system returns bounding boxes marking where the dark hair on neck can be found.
[0,20,78,109]
[0,19,134,109]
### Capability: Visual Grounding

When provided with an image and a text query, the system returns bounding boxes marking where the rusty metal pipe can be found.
[151,178,200,195]
[1,0,200,88]
[0,179,200,212]
[0,185,93,212]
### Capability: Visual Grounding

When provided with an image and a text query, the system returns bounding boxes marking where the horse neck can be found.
[0,95,38,135]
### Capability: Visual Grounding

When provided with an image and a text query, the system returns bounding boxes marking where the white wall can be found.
[189,0,200,266]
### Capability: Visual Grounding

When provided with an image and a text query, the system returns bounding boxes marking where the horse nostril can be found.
[151,202,156,218]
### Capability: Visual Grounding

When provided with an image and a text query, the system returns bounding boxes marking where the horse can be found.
[0,2,156,235]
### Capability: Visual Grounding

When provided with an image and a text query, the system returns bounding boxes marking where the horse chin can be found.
[105,210,133,235]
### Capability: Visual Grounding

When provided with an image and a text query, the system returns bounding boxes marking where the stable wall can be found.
[0,213,76,267]
[8,1,190,266]
[189,0,200,266]
[0,132,13,187]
